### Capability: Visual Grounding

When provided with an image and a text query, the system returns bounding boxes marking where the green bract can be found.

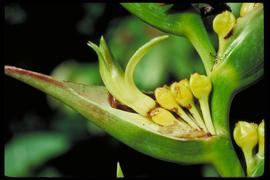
[4,65,244,177]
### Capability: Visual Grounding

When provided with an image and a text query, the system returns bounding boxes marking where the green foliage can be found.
[202,164,219,177]
[5,132,70,177]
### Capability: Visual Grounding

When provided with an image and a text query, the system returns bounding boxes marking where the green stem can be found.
[217,36,227,62]
[243,148,255,176]
[187,31,216,75]
[210,74,244,176]
[211,74,236,135]
[211,137,245,177]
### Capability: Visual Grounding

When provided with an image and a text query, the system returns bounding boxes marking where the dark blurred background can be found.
[4,3,265,178]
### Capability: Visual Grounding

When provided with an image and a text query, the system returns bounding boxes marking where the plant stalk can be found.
[187,31,216,75]
[210,75,244,176]
[210,136,245,177]
[211,74,236,135]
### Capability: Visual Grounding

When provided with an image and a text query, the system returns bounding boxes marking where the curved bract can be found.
[4,66,243,176]
[88,36,170,116]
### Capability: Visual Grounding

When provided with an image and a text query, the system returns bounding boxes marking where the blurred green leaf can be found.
[77,3,105,35]
[50,60,102,86]
[5,3,27,25]
[202,164,219,177]
[5,132,70,177]
[36,166,61,177]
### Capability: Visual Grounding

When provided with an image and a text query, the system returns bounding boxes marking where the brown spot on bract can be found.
[108,93,117,108]
[158,124,209,139]
[108,93,135,113]
[174,130,209,139]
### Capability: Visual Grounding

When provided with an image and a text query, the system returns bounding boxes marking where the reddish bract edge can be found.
[4,65,64,88]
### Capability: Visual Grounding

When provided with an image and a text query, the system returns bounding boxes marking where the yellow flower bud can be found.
[150,107,176,126]
[240,3,263,17]
[170,80,194,108]
[179,79,189,87]
[213,10,235,39]
[233,121,259,176]
[155,86,179,111]
[258,120,264,156]
[189,73,212,99]
[233,121,258,150]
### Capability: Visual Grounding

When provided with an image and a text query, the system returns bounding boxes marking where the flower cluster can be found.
[89,35,216,137]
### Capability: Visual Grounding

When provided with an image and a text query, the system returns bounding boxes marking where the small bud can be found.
[233,121,258,150]
[240,3,263,17]
[189,73,212,99]
[170,79,194,108]
[213,10,236,39]
[233,121,259,176]
[258,120,264,157]
[150,107,176,126]
[155,86,179,111]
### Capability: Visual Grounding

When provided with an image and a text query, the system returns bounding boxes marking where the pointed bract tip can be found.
[5,65,18,75]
